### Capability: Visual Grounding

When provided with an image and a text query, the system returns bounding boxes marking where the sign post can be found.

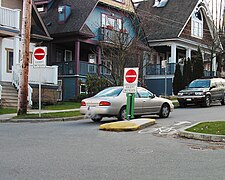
[162,60,167,97]
[33,47,47,117]
[123,68,139,120]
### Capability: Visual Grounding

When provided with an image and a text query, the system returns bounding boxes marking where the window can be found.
[102,60,112,75]
[88,54,96,64]
[65,50,72,62]
[36,4,45,12]
[138,89,154,98]
[191,10,203,38]
[6,49,13,73]
[56,49,64,62]
[102,14,122,31]
[114,0,124,3]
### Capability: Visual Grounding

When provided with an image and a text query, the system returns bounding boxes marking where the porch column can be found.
[74,41,80,96]
[212,53,216,76]
[186,48,191,60]
[13,35,20,81]
[170,44,177,63]
[74,41,80,75]
[97,46,101,76]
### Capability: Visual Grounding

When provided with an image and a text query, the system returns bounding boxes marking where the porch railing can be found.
[12,64,58,106]
[12,65,33,106]
[146,63,176,75]
[0,84,2,100]
[99,27,128,44]
[57,61,98,76]
[0,6,20,30]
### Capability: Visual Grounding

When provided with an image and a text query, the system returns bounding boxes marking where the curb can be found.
[178,123,225,142]
[0,116,84,123]
[99,118,156,131]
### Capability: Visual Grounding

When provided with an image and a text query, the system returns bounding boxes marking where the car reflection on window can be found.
[188,80,210,88]
[94,87,123,97]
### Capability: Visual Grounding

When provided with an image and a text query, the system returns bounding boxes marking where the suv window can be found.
[188,79,210,88]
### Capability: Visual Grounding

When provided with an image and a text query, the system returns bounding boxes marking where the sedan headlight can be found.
[178,92,183,96]
[195,92,203,96]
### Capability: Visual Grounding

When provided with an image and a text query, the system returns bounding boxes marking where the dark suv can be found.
[177,78,225,107]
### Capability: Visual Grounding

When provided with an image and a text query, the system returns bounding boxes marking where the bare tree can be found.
[99,9,152,86]
[17,0,32,115]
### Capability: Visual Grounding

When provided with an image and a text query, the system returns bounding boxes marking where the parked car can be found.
[80,86,174,122]
[177,78,225,107]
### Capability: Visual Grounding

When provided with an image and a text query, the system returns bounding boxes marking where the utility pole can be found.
[17,0,32,115]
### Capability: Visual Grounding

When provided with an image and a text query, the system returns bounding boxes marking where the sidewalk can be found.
[0,108,83,123]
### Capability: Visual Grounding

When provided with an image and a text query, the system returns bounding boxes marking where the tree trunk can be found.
[17,0,32,115]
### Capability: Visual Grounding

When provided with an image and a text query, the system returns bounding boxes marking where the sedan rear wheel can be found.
[91,115,102,122]
[159,103,170,118]
[117,106,126,121]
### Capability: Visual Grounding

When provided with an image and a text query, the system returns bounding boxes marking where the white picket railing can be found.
[0,6,20,30]
[12,65,33,106]
[12,64,58,106]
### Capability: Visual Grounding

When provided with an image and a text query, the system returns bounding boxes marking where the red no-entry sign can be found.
[33,47,47,66]
[125,69,137,83]
[123,68,139,93]
[34,48,45,61]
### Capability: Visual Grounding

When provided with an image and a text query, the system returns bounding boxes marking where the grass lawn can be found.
[41,102,81,110]
[14,111,81,119]
[186,121,225,135]
[0,108,17,115]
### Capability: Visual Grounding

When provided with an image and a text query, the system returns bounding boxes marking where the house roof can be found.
[137,0,199,41]
[31,4,52,41]
[41,0,98,36]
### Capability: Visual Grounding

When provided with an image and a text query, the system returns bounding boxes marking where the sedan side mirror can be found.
[210,85,216,90]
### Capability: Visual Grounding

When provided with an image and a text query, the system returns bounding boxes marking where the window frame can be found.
[6,48,13,73]
[191,10,203,39]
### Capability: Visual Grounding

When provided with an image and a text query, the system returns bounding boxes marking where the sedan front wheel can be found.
[159,103,170,118]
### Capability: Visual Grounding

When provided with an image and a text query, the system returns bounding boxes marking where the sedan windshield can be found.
[94,87,123,97]
[188,80,210,88]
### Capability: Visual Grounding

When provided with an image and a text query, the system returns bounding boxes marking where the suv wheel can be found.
[203,95,211,107]
[179,102,187,108]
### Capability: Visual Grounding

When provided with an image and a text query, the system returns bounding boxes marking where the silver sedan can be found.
[80,86,174,122]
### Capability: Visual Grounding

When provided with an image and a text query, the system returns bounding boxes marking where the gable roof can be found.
[137,0,199,41]
[41,0,98,36]
[31,4,52,41]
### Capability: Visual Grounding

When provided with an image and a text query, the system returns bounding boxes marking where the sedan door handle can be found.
[143,100,146,102]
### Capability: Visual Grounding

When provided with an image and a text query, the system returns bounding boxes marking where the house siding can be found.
[99,0,135,13]
[86,6,136,41]
[1,0,22,9]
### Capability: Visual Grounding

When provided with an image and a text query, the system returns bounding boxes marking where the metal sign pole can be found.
[39,68,41,117]
[165,65,167,97]
[126,93,135,120]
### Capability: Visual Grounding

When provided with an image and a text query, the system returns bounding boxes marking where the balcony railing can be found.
[56,61,115,79]
[146,63,176,75]
[99,27,128,44]
[0,6,20,30]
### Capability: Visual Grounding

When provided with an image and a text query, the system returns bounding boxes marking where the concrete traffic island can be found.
[99,118,156,131]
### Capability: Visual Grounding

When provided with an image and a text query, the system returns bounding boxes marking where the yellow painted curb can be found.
[99,119,156,131]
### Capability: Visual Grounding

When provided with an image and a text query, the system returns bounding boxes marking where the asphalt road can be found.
[0,103,225,180]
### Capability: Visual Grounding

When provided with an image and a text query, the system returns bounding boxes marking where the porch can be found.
[0,6,20,37]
